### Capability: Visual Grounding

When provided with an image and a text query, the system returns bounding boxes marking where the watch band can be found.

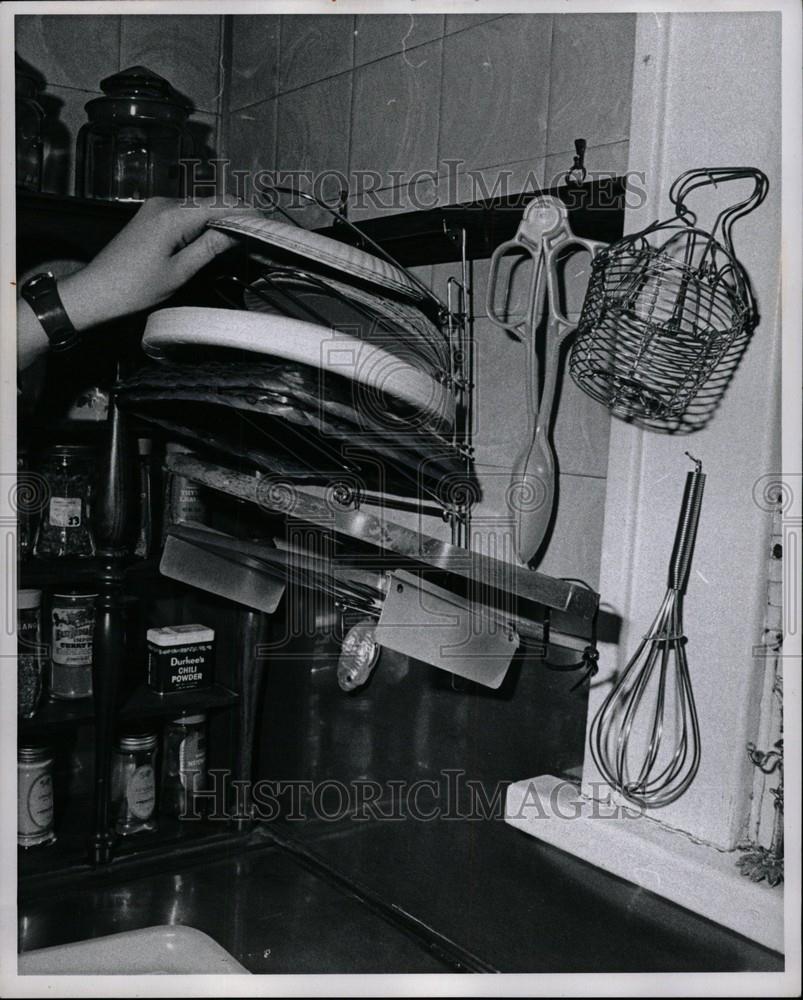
[19,272,81,353]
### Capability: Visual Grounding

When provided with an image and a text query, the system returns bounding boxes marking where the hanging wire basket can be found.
[569,167,769,420]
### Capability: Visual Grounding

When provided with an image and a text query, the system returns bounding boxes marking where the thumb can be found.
[173,227,239,282]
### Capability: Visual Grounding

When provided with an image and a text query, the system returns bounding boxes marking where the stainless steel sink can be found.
[19,925,249,975]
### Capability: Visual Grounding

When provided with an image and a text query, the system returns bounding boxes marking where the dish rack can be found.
[215,184,477,550]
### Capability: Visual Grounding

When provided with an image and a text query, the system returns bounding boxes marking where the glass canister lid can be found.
[85,65,192,121]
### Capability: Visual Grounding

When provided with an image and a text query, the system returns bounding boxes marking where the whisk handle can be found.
[668,456,706,593]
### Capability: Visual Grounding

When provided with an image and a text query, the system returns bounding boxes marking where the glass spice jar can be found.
[18,589,44,719]
[50,591,97,700]
[161,442,208,546]
[17,447,38,563]
[112,733,158,835]
[33,445,97,559]
[18,745,56,848]
[162,713,207,819]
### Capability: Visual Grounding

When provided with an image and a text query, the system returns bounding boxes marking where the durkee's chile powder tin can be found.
[146,624,214,695]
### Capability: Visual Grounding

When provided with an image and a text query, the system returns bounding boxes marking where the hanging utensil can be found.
[486,197,606,564]
[589,453,706,808]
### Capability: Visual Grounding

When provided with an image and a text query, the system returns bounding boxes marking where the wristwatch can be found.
[19,272,81,353]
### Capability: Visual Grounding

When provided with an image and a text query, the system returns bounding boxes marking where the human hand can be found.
[58,196,256,330]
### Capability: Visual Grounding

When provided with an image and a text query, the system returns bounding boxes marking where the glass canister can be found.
[17,446,40,562]
[18,746,56,848]
[15,54,45,192]
[18,589,44,719]
[112,733,158,835]
[50,591,96,700]
[75,65,191,202]
[162,713,207,819]
[33,445,97,559]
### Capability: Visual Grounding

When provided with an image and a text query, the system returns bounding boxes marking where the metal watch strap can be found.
[19,272,81,353]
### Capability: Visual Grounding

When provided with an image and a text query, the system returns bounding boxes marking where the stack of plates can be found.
[119,214,470,500]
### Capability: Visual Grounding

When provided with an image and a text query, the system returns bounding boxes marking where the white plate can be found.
[142,307,455,429]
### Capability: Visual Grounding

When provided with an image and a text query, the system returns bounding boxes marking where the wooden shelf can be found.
[17,178,626,271]
[18,555,163,590]
[19,682,238,736]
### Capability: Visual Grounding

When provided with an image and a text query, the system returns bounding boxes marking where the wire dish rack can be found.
[569,167,768,421]
[223,184,477,549]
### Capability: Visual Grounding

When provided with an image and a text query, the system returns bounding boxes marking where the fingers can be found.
[173,228,239,282]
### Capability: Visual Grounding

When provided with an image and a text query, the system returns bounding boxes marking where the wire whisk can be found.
[590,453,706,808]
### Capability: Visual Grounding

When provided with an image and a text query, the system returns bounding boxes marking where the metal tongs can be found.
[486,197,606,564]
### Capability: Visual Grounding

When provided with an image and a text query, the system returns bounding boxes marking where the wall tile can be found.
[185,111,222,197]
[444,13,506,35]
[15,14,120,91]
[551,366,611,478]
[439,15,552,175]
[350,39,442,194]
[229,14,281,111]
[279,14,354,93]
[354,14,444,65]
[275,74,352,228]
[546,13,636,156]
[347,173,440,223]
[535,473,606,586]
[120,14,222,113]
[470,317,534,454]
[543,139,630,188]
[226,98,277,201]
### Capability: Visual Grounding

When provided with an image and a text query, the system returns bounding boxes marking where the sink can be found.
[19,925,249,975]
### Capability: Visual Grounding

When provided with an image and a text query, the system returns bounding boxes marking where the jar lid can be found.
[137,438,153,456]
[172,713,206,726]
[18,745,51,763]
[118,733,158,751]
[52,591,98,601]
[18,589,42,609]
[45,444,96,459]
[147,624,214,646]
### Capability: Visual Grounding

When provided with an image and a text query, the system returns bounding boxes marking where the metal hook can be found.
[564,138,588,186]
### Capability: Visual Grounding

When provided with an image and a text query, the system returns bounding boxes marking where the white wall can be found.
[583,11,783,850]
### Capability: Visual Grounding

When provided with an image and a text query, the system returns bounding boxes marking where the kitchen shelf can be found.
[17,177,626,271]
[20,682,238,736]
[19,555,163,590]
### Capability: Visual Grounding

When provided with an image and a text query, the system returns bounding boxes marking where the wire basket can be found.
[569,168,768,420]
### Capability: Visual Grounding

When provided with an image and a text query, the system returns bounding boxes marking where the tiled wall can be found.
[224,12,636,585]
[15,14,224,195]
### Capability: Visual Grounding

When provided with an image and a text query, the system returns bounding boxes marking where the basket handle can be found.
[668,167,769,255]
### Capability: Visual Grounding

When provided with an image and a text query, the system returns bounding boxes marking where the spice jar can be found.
[50,591,96,700]
[18,589,44,719]
[162,713,207,818]
[33,445,96,559]
[112,733,158,835]
[18,746,56,848]
[15,54,45,192]
[161,442,208,545]
[75,65,191,202]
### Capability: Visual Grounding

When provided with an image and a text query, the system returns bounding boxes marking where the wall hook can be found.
[564,138,588,186]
